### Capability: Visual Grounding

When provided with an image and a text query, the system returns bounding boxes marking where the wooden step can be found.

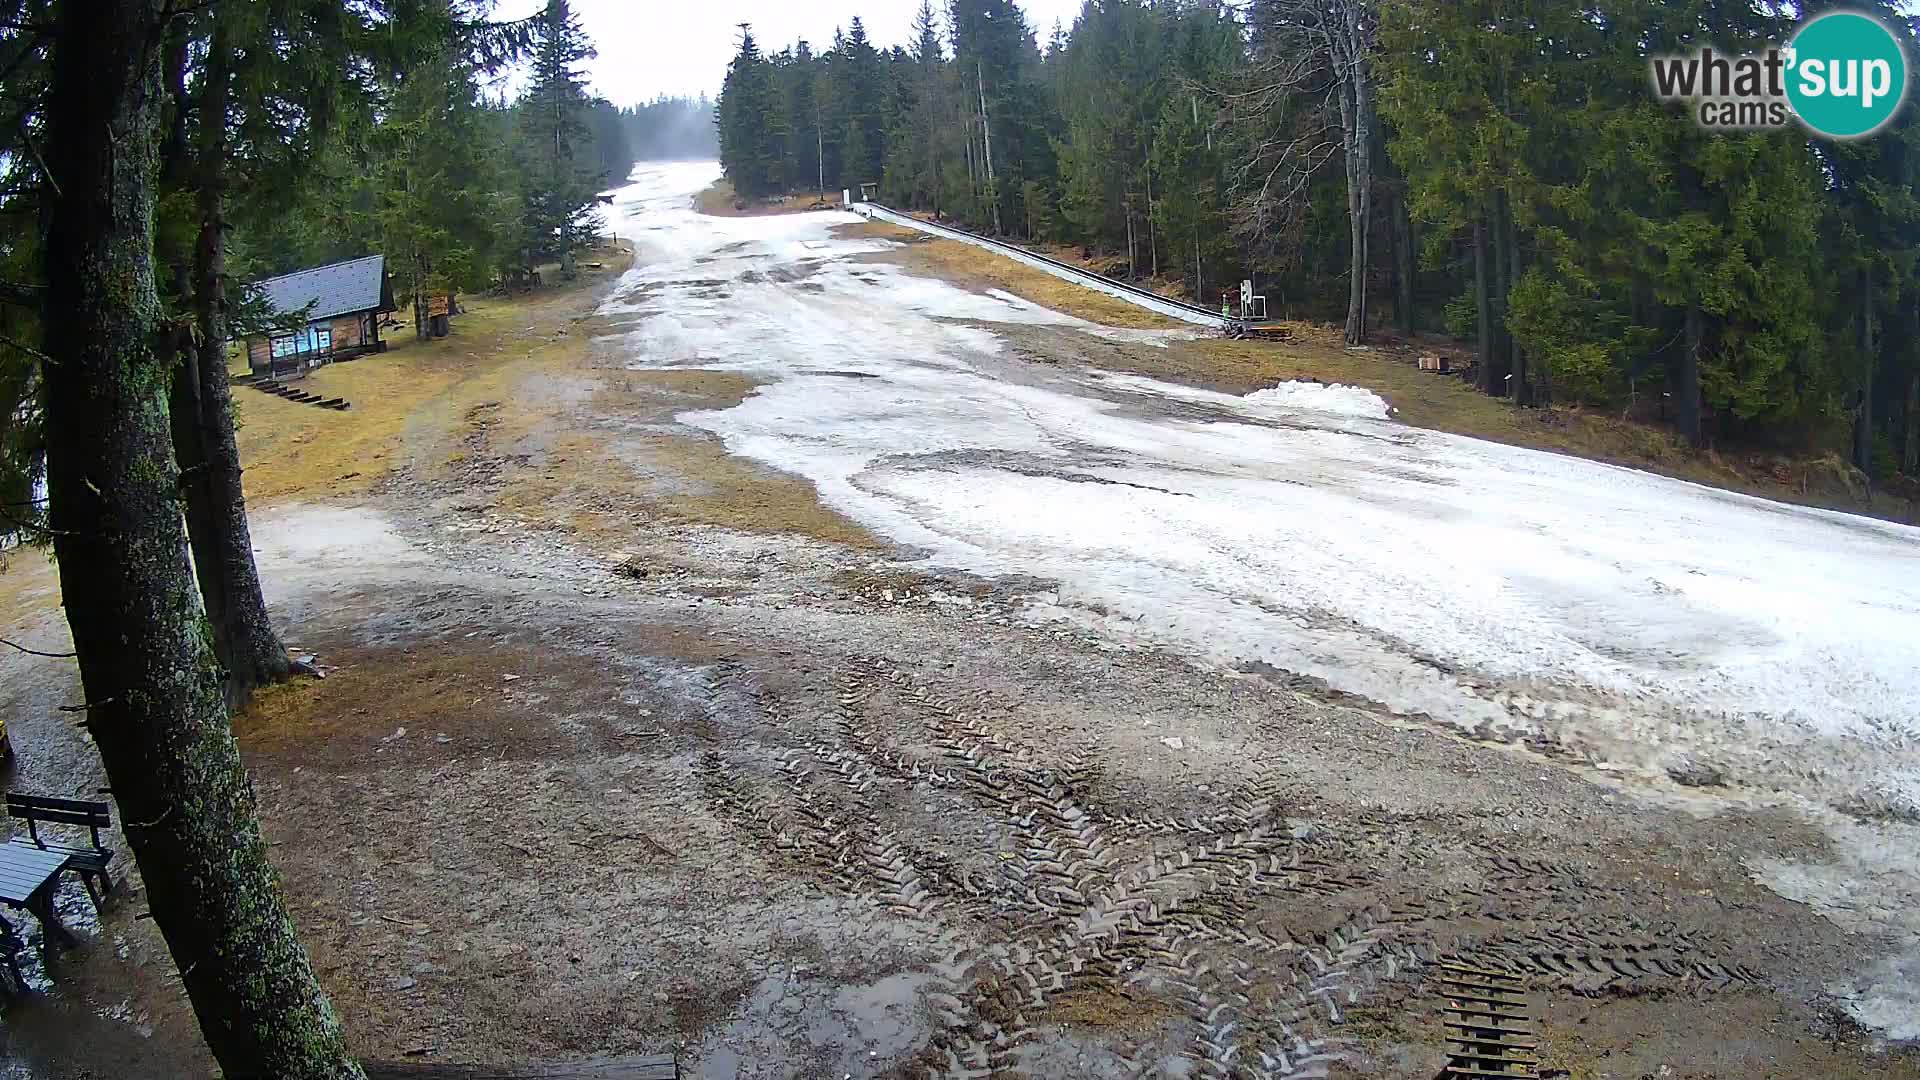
[1444,1020,1534,1037]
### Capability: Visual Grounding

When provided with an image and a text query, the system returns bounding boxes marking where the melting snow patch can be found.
[1244,381,1392,420]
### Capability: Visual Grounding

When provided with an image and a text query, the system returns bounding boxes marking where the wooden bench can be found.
[5,793,113,910]
[0,842,74,986]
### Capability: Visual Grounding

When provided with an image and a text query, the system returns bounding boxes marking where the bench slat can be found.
[8,840,110,865]
[6,793,111,829]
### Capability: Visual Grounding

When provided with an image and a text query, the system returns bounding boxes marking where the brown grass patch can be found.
[235,645,544,761]
[619,432,880,549]
[695,179,842,217]
[481,369,881,551]
[863,234,1184,331]
[0,548,58,623]
[233,245,633,504]
[599,368,762,419]
[831,220,923,243]
[236,632,731,761]
[1065,328,1914,521]
[1041,986,1182,1034]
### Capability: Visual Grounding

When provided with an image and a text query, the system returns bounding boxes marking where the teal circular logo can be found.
[1786,12,1908,138]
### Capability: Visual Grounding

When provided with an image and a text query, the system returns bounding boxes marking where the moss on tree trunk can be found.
[41,3,362,1077]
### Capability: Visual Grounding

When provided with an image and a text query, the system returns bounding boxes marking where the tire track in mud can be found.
[694,658,1763,1079]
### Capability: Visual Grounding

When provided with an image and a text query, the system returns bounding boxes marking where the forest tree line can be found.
[718,0,1920,477]
[234,0,633,321]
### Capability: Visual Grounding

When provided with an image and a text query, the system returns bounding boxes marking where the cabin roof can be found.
[249,255,392,323]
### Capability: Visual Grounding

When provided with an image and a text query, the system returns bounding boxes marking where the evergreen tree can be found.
[837,17,887,188]
[369,12,511,336]
[718,24,786,198]
[784,41,826,198]
[881,1,947,208]
[519,0,601,278]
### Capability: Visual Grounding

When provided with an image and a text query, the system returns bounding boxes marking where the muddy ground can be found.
[1,201,1916,1080]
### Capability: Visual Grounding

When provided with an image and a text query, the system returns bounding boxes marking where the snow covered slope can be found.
[605,162,1920,1034]
[607,163,1920,808]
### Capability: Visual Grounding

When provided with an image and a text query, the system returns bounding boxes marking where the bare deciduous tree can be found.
[1218,0,1377,343]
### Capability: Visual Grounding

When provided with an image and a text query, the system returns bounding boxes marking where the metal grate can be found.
[1437,958,1538,1079]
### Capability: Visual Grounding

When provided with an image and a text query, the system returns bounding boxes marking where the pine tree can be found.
[948,0,1049,235]
[520,0,601,279]
[838,17,886,189]
[370,11,510,336]
[718,25,786,198]
[784,41,825,198]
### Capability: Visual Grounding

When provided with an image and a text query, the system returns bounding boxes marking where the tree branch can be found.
[1,636,75,659]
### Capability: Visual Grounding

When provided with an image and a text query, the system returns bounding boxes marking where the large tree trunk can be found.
[1904,368,1918,475]
[1339,8,1374,345]
[1145,166,1158,278]
[1677,303,1705,448]
[182,21,294,709]
[41,4,363,1077]
[1854,262,1875,471]
[976,62,1002,235]
[1500,191,1525,404]
[1489,194,1511,392]
[1472,211,1494,394]
[1340,82,1372,344]
[1392,187,1415,336]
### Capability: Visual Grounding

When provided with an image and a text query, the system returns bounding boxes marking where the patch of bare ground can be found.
[229,240,634,504]
[695,178,842,217]
[829,565,993,604]
[484,367,882,550]
[845,223,1185,331]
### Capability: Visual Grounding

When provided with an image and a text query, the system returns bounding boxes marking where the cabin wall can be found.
[330,315,365,349]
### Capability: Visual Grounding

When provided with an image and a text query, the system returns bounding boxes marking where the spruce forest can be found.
[717,0,1920,479]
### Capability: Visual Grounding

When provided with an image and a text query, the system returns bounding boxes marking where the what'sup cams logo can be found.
[1651,10,1909,138]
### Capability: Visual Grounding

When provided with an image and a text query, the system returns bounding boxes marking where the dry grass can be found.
[234,632,728,761]
[695,178,843,217]
[1082,327,1915,521]
[231,237,885,558]
[845,222,1185,331]
[0,547,57,620]
[491,369,881,550]
[233,247,633,504]
[1041,986,1183,1034]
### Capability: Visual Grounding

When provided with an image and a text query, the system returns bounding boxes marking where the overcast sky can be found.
[497,0,1089,107]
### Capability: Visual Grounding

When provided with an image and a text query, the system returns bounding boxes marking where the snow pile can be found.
[1244,381,1391,420]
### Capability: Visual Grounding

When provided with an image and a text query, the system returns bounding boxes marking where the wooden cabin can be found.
[244,255,397,377]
